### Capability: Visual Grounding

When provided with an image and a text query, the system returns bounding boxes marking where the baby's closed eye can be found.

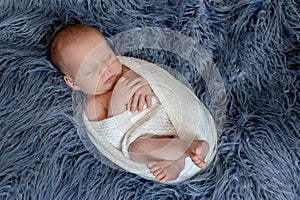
[101,53,112,62]
[84,66,96,75]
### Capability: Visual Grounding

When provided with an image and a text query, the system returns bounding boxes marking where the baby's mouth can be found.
[104,75,116,84]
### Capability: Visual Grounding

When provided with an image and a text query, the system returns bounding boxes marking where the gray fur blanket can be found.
[0,0,299,199]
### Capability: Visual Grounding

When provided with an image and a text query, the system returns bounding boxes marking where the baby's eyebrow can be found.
[81,63,97,73]
[101,52,112,61]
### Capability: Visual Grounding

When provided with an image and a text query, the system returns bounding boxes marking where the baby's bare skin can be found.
[129,137,209,183]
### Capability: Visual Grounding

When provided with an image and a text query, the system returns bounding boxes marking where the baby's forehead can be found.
[64,34,112,63]
[83,42,114,62]
[53,25,104,49]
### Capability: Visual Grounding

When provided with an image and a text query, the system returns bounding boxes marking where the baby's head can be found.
[49,24,122,95]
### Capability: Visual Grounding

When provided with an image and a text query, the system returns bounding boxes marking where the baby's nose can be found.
[100,65,111,77]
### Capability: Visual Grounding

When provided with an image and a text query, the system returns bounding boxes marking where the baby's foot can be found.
[147,159,185,183]
[189,140,210,168]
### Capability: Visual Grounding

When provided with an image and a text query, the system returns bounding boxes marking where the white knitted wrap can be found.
[83,56,218,184]
[84,94,176,151]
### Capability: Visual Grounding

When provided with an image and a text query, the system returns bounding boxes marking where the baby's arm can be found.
[122,66,153,112]
[107,77,143,117]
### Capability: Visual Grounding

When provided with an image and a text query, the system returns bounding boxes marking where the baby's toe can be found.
[193,145,201,155]
[153,168,163,177]
[147,161,155,168]
[196,159,207,168]
[150,166,161,174]
[190,153,199,162]
[156,171,167,182]
[147,161,158,170]
[190,153,207,168]
[199,160,207,168]
[147,162,167,182]
[152,167,166,182]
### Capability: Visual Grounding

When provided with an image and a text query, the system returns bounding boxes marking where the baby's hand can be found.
[128,78,152,112]
[109,77,143,116]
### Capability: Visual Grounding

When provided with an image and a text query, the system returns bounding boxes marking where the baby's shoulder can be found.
[85,93,110,121]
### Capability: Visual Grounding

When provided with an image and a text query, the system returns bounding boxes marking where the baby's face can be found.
[62,31,122,95]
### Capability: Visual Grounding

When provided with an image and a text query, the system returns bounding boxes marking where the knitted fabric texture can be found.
[83,94,175,149]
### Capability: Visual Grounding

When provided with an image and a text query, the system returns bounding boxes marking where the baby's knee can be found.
[128,137,148,153]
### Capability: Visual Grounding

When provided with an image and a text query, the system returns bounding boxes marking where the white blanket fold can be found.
[83,56,217,184]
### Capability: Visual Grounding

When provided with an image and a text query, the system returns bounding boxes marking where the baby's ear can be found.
[63,75,80,90]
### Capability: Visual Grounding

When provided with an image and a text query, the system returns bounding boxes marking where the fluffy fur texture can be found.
[0,0,299,199]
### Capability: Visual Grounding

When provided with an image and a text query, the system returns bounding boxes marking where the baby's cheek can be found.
[92,81,102,93]
[112,60,122,72]
[82,81,98,94]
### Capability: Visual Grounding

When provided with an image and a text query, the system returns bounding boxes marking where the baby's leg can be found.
[128,137,209,182]
[128,136,191,162]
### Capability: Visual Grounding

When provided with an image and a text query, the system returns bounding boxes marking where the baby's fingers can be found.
[131,94,150,112]
[130,93,139,112]
[127,97,132,111]
[137,94,146,112]
[145,94,152,109]
[127,77,143,89]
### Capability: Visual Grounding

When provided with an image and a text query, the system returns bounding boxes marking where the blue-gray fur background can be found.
[0,0,299,199]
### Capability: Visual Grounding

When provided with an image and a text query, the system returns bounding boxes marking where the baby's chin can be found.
[95,85,114,95]
[84,88,108,96]
[88,76,120,95]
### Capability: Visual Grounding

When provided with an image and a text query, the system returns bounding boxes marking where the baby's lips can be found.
[104,75,116,84]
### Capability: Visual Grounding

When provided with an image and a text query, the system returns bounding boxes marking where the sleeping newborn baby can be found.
[49,24,216,183]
